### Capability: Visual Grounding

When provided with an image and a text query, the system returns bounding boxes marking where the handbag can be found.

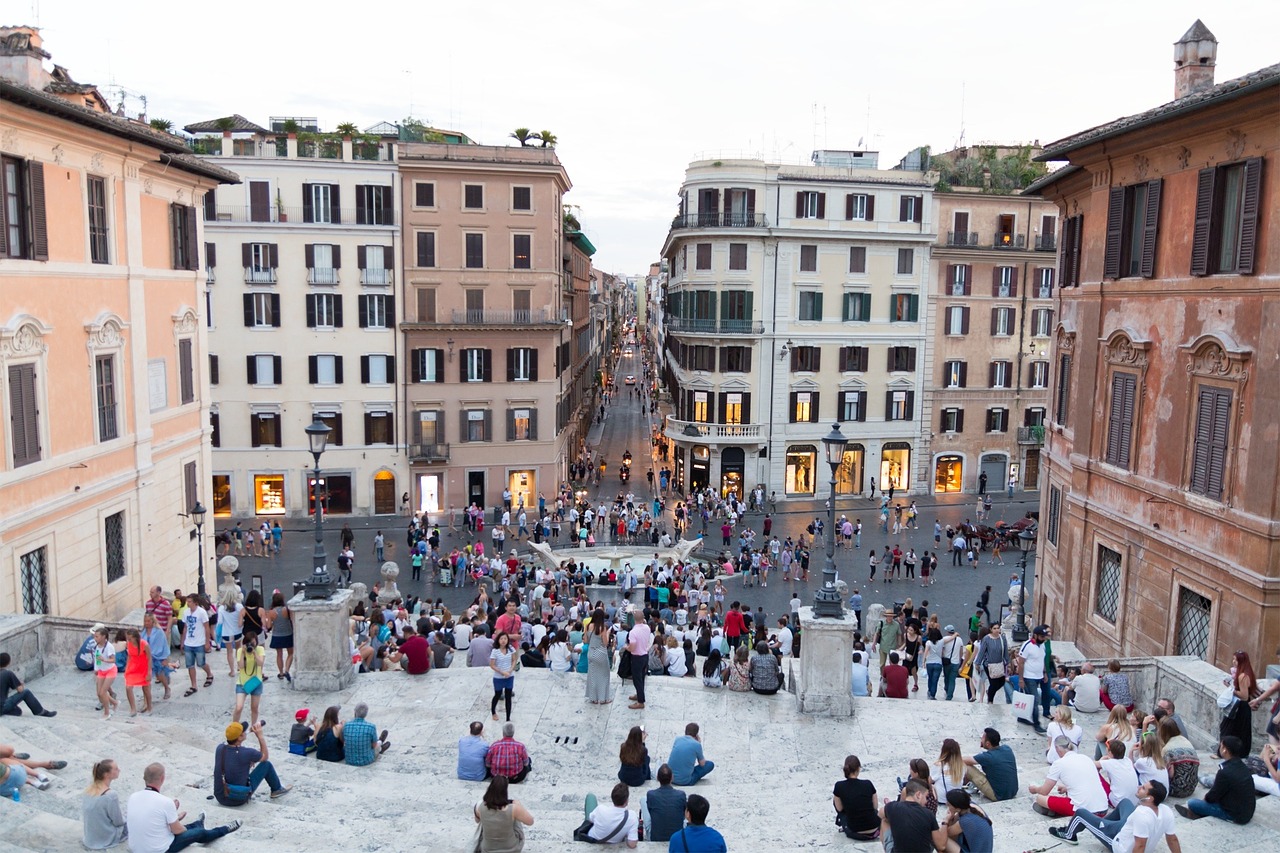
[573,812,629,844]
[240,651,263,693]
[986,662,1006,679]
[1217,686,1238,710]
[617,649,632,679]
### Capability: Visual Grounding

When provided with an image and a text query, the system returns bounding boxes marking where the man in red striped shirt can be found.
[145,587,173,634]
[484,722,531,782]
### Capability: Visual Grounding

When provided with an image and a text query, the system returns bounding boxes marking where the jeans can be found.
[225,761,282,804]
[2,688,47,716]
[168,816,235,852]
[1062,799,1135,844]
[631,661,647,704]
[375,546,384,562]
[942,663,959,700]
[926,663,943,698]
[676,761,715,785]
[1187,798,1235,821]
[1022,678,1047,726]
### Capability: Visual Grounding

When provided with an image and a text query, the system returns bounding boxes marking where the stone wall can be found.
[0,611,142,683]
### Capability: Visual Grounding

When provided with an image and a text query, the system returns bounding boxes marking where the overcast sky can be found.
[23,0,1276,275]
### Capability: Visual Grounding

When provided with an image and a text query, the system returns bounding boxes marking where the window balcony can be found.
[448,308,553,325]
[206,206,396,226]
[361,268,394,286]
[1035,235,1056,252]
[946,231,980,248]
[308,267,339,285]
[408,443,450,462]
[1017,425,1046,445]
[244,267,277,284]
[669,212,768,230]
[993,233,1026,249]
[666,317,763,335]
[665,418,763,444]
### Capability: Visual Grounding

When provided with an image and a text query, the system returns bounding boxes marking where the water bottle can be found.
[10,787,19,802]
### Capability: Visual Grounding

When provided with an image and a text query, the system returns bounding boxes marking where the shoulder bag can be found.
[241,649,263,694]
[573,811,630,844]
[985,639,1007,679]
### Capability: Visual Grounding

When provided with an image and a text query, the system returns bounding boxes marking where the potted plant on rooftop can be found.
[215,116,235,138]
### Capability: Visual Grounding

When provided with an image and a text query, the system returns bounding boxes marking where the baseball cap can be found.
[1032,625,1048,636]
[944,625,956,633]
[295,708,310,722]
[225,722,245,742]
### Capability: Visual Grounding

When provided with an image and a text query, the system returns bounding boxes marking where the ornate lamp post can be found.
[304,419,334,599]
[190,501,207,597]
[813,424,849,618]
[1012,529,1037,642]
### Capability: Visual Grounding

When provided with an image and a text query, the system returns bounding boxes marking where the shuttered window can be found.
[1188,386,1231,501]
[885,390,914,421]
[1060,214,1083,287]
[87,175,110,263]
[789,391,820,423]
[1046,486,1061,546]
[1102,180,1161,279]
[1190,158,1263,276]
[839,346,868,372]
[842,292,871,321]
[416,232,436,267]
[838,391,868,423]
[1104,372,1137,469]
[719,346,751,373]
[95,356,119,441]
[7,363,40,466]
[848,246,867,274]
[178,339,195,404]
[414,182,435,208]
[1054,355,1072,426]
[410,348,444,383]
[0,157,48,260]
[797,290,822,320]
[170,203,198,270]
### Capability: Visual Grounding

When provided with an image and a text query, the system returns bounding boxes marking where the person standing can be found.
[627,613,652,710]
[141,613,173,702]
[126,763,240,852]
[91,627,119,720]
[181,593,213,698]
[974,624,1009,705]
[1014,627,1050,734]
[586,609,613,705]
[265,591,294,683]
[978,471,988,496]
[232,632,266,729]
[144,586,173,640]
[941,625,965,702]
[374,531,385,563]
[122,628,152,717]
[490,631,517,722]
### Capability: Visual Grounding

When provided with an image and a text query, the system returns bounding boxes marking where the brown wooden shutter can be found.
[913,196,922,224]
[960,307,970,334]
[1103,186,1124,278]
[1139,179,1162,277]
[241,243,251,268]
[789,348,799,372]
[1236,158,1263,274]
[899,196,909,221]
[988,361,998,387]
[1009,268,1018,297]
[8,363,39,465]
[301,184,313,222]
[816,193,826,219]
[268,244,278,268]
[813,347,821,371]
[884,392,894,421]
[865,195,874,221]
[410,350,422,382]
[990,308,999,336]
[747,190,756,214]
[357,245,367,270]
[330,185,341,223]
[845,194,854,220]
[906,348,916,372]
[184,206,198,269]
[958,362,968,388]
[837,391,847,420]
[482,349,492,382]
[946,264,956,293]
[788,392,798,422]
[383,246,394,269]
[1189,168,1215,276]
[1067,215,1083,286]
[795,192,805,218]
[991,267,1001,297]
[305,244,315,269]
[810,392,821,422]
[29,161,48,260]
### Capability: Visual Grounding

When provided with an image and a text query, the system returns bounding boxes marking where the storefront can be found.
[418,473,443,515]
[674,448,685,494]
[508,469,536,513]
[835,444,865,495]
[980,453,1008,494]
[934,455,964,493]
[879,442,911,493]
[307,473,352,515]
[720,447,744,498]
[212,475,232,516]
[690,445,710,491]
[785,445,817,495]
[254,474,286,515]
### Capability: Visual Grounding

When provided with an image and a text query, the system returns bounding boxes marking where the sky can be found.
[20,0,1277,276]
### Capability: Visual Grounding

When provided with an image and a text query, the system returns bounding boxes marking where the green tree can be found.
[538,129,557,148]
[214,116,235,132]
[510,127,533,146]
[335,122,360,137]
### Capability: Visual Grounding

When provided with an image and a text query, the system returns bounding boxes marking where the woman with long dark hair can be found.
[1221,650,1262,754]
[315,706,345,763]
[490,631,517,722]
[617,725,651,786]
[585,609,612,704]
[473,774,534,853]
[701,649,728,687]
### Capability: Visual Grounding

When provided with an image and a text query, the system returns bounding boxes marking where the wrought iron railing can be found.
[408,443,450,462]
[946,231,980,247]
[670,212,768,229]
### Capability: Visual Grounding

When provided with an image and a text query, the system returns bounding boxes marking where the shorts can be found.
[493,676,514,692]
[224,633,242,646]
[0,763,27,798]
[1045,796,1078,817]
[270,634,294,650]
[151,658,171,677]
[95,666,118,679]
[235,682,264,696]
[184,647,207,668]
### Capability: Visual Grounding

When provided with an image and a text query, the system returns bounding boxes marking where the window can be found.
[508,347,537,381]
[946,305,970,335]
[209,412,220,447]
[462,348,490,382]
[410,348,443,383]
[888,346,916,372]
[251,412,282,447]
[512,290,532,322]
[316,411,343,446]
[718,392,746,425]
[303,183,338,224]
[170,203,197,270]
[508,408,536,441]
[95,356,118,441]
[209,354,219,386]
[797,290,823,321]
[896,248,913,275]
[898,195,922,223]
[1046,486,1061,546]
[462,409,492,443]
[355,184,392,225]
[413,182,435,208]
[1036,268,1055,298]
[848,246,866,274]
[838,391,867,422]
[728,243,747,270]
[244,292,280,328]
[940,408,963,433]
[991,307,1014,336]
[512,186,532,211]
[993,266,1017,297]
[1175,587,1211,658]
[464,184,484,209]
[358,294,393,329]
[87,175,109,263]
[943,360,967,388]
[790,346,821,372]
[795,191,824,219]
[839,346,868,372]
[104,511,126,583]
[416,232,436,267]
[1192,158,1263,275]
[7,363,40,466]
[247,354,281,386]
[19,547,48,614]
[842,292,871,321]
[416,288,436,322]
[947,264,971,296]
[178,339,194,404]
[687,345,715,371]
[413,410,440,446]
[891,294,919,323]
[1025,407,1046,427]
[1105,372,1137,468]
[1103,180,1162,278]
[306,243,339,284]
[951,211,971,244]
[845,193,871,220]
[885,390,914,421]
[306,293,343,329]
[1,156,48,260]
[1055,355,1072,426]
[148,359,167,411]
[695,243,712,270]
[465,233,484,268]
[465,288,484,322]
[799,245,817,273]
[243,242,277,283]
[989,361,1011,388]
[691,392,710,422]
[359,354,392,385]
[1189,385,1231,501]
[364,412,393,445]
[308,354,342,385]
[1029,360,1049,388]
[513,234,532,269]
[720,346,751,373]
[1030,308,1053,337]
[986,407,1008,432]
[1094,545,1122,623]
[790,391,819,423]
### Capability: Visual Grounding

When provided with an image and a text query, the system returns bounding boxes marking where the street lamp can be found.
[813,424,848,618]
[304,418,334,600]
[1012,529,1037,642]
[190,501,207,597]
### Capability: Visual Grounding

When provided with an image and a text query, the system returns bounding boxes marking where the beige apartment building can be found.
[398,144,582,516]
[191,116,403,518]
[922,190,1058,495]
[0,28,236,618]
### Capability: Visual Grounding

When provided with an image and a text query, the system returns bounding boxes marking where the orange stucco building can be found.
[0,28,236,618]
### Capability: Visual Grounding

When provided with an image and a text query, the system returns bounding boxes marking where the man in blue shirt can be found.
[668,723,714,785]
[343,702,391,767]
[963,727,1019,801]
[457,721,490,781]
[645,764,687,842]
[668,794,727,852]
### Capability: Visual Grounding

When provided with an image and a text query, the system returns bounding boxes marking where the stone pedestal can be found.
[289,587,355,692]
[798,605,857,716]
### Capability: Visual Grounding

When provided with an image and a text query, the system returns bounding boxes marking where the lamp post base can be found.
[797,606,857,716]
[288,588,355,691]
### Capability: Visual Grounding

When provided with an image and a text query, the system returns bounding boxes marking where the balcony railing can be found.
[946,231,980,247]
[408,443,450,462]
[205,267,215,285]
[1017,425,1046,445]
[665,418,764,442]
[244,267,277,284]
[361,268,394,286]
[670,212,768,229]
[993,233,1027,249]
[1035,235,1056,252]
[308,267,339,285]
[448,308,552,325]
[666,317,764,335]
[207,206,396,226]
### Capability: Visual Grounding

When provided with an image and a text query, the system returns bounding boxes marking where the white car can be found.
[624,375,636,385]
[624,348,633,357]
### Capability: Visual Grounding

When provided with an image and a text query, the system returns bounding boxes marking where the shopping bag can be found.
[1012,691,1036,723]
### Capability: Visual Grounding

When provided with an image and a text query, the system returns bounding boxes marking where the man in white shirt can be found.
[181,594,213,698]
[453,619,473,651]
[1029,737,1109,817]
[1098,739,1141,808]
[772,619,794,657]
[1069,662,1103,713]
[126,762,239,853]
[1049,780,1182,853]
[585,782,639,847]
[1015,626,1049,734]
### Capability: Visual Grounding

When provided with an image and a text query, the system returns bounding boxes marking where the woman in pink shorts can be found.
[91,627,119,720]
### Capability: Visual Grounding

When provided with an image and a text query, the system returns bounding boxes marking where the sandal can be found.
[204,676,214,688]
[184,687,198,698]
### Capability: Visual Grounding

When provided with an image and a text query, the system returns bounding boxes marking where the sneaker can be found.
[37,710,56,718]
[1048,826,1079,844]
[227,820,242,834]
[270,785,293,800]
[30,778,51,790]
[962,782,980,797]
[1199,774,1216,789]
[1032,801,1055,816]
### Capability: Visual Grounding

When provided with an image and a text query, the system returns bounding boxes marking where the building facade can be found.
[397,143,579,517]
[660,153,933,500]
[922,190,1058,495]
[1029,25,1279,668]
[0,28,235,618]
[194,117,403,518]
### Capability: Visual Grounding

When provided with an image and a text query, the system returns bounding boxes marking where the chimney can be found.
[1173,19,1217,100]
[0,26,52,89]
